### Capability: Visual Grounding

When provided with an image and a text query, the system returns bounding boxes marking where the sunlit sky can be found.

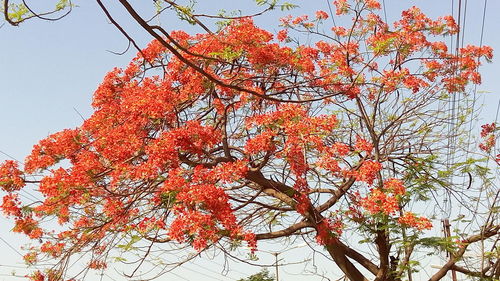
[0,0,499,280]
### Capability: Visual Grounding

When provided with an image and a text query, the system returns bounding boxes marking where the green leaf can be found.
[113,256,127,262]
[255,0,267,6]
[280,2,298,11]
[55,0,69,11]
[7,3,30,22]
[117,235,142,251]
[238,269,275,281]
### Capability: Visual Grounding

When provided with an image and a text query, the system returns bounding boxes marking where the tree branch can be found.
[255,221,313,240]
[428,225,499,281]
[116,0,345,104]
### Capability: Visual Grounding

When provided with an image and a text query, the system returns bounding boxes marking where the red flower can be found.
[355,136,373,154]
[357,161,382,185]
[384,178,406,196]
[277,29,288,42]
[398,212,432,230]
[0,160,24,191]
[481,123,496,137]
[360,188,399,215]
[315,10,329,20]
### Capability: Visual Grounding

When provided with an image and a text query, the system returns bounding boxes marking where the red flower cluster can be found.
[359,179,406,215]
[383,178,406,196]
[354,180,432,231]
[479,123,497,152]
[481,123,496,137]
[356,161,382,185]
[0,160,24,191]
[315,10,329,20]
[355,137,373,155]
[360,188,399,215]
[88,260,107,270]
[398,212,432,230]
[316,218,343,245]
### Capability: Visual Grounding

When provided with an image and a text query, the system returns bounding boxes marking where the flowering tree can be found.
[1,1,499,281]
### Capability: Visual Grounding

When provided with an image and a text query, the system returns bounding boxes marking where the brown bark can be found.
[326,242,369,281]
[428,225,499,281]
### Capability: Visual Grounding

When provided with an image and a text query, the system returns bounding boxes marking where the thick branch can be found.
[428,225,499,281]
[450,264,492,278]
[374,230,390,281]
[255,221,313,240]
[326,243,369,281]
[317,177,356,212]
[245,170,296,207]
[337,241,380,275]
[246,171,368,281]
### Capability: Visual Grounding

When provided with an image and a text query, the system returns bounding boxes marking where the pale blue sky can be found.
[0,1,499,280]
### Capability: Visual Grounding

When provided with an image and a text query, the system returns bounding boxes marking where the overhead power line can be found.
[0,237,24,258]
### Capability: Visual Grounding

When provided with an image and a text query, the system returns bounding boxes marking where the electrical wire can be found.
[325,0,337,32]
[0,237,24,258]
[381,0,388,23]
[464,0,488,163]
[460,0,468,49]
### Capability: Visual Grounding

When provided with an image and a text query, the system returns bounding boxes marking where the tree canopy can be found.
[0,1,498,281]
